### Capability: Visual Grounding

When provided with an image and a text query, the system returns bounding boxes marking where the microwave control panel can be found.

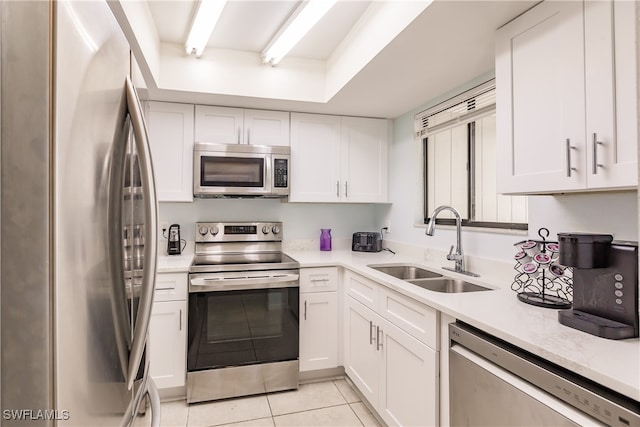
[273,158,288,188]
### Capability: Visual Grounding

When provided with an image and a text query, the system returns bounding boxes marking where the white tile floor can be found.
[139,379,382,427]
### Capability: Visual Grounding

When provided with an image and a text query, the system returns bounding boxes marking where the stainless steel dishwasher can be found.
[449,322,640,427]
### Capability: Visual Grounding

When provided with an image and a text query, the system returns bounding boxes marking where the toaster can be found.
[352,232,382,252]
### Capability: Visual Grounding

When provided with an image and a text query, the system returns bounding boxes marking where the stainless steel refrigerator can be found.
[1,1,160,426]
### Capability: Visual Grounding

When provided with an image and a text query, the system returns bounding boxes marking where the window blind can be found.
[415,80,496,138]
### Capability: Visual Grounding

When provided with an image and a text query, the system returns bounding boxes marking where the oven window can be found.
[187,288,299,371]
[201,156,264,187]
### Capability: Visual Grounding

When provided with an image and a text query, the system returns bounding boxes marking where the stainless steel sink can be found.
[406,278,491,293]
[368,263,492,293]
[368,264,443,280]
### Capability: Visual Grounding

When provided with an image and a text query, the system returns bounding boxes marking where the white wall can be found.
[159,199,384,243]
[385,81,639,264]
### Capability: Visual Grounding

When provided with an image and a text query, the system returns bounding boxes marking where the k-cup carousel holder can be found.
[511,227,573,309]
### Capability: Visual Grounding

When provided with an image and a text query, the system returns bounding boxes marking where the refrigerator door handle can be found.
[108,107,134,382]
[147,378,161,427]
[125,76,158,390]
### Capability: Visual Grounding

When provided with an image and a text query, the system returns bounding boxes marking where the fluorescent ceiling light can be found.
[185,0,227,57]
[262,0,338,65]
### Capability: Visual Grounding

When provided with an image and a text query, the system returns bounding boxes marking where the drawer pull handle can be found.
[369,321,374,345]
[304,300,307,320]
[179,309,182,331]
[376,326,383,351]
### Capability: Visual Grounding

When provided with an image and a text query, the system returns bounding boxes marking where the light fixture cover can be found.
[185,0,227,57]
[263,0,338,65]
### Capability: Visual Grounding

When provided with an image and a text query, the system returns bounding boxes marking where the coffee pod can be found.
[545,243,560,260]
[514,251,531,265]
[521,240,539,257]
[534,252,552,268]
[549,264,565,278]
[522,261,539,277]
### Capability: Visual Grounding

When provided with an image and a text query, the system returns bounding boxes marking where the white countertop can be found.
[156,247,640,402]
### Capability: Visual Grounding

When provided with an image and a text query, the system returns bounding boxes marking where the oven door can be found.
[194,150,271,197]
[187,270,299,373]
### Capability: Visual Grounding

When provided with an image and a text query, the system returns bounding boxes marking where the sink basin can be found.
[368,264,443,280]
[406,278,491,293]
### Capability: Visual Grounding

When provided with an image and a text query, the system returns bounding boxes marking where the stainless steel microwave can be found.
[193,143,290,198]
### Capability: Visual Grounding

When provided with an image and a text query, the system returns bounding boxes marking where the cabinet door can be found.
[147,102,194,202]
[585,0,638,189]
[341,117,388,202]
[244,109,290,146]
[195,105,243,144]
[149,300,187,389]
[299,292,338,372]
[289,113,342,202]
[378,319,438,427]
[496,1,586,193]
[344,296,380,407]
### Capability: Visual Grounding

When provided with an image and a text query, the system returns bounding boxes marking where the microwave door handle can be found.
[108,106,133,382]
[125,76,158,390]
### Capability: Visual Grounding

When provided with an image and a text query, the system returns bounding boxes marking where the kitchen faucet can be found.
[425,205,479,277]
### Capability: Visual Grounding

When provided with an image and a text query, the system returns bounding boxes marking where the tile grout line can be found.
[346,402,366,427]
[332,379,350,403]
[271,402,356,419]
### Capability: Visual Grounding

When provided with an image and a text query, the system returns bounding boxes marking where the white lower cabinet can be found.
[299,267,339,372]
[300,292,339,372]
[149,299,187,389]
[149,272,187,390]
[343,270,439,427]
[379,317,437,427]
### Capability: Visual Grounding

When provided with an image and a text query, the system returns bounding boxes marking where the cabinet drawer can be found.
[344,271,379,311]
[379,287,438,349]
[300,267,338,293]
[154,272,188,302]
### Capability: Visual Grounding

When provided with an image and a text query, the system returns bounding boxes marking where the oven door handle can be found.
[189,274,299,292]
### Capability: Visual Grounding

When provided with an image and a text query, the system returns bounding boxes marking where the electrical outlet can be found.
[384,224,391,234]
[160,222,169,237]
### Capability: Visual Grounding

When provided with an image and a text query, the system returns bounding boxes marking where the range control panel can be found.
[195,222,283,243]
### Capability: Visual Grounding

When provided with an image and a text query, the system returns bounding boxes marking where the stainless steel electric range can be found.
[187,221,300,403]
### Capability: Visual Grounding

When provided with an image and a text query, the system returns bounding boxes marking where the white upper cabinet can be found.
[496,0,637,194]
[147,102,194,202]
[341,117,389,203]
[243,109,290,146]
[290,113,389,203]
[290,113,342,202]
[195,105,290,146]
[584,0,638,189]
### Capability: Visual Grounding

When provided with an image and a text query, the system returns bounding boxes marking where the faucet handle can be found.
[446,245,455,260]
[446,245,462,261]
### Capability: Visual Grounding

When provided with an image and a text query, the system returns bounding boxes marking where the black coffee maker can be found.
[558,233,638,340]
[167,224,182,255]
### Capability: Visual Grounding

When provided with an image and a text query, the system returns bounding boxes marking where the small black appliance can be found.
[167,224,181,255]
[557,233,638,340]
[352,232,382,252]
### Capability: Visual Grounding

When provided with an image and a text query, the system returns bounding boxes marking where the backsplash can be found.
[159,198,386,242]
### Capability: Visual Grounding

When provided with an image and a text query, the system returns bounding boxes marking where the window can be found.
[417,80,528,230]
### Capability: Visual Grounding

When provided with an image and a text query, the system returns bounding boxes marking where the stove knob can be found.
[262,225,271,235]
[272,225,281,235]
[198,225,209,236]
[209,225,219,236]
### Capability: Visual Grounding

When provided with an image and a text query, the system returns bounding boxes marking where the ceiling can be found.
[142,1,537,119]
